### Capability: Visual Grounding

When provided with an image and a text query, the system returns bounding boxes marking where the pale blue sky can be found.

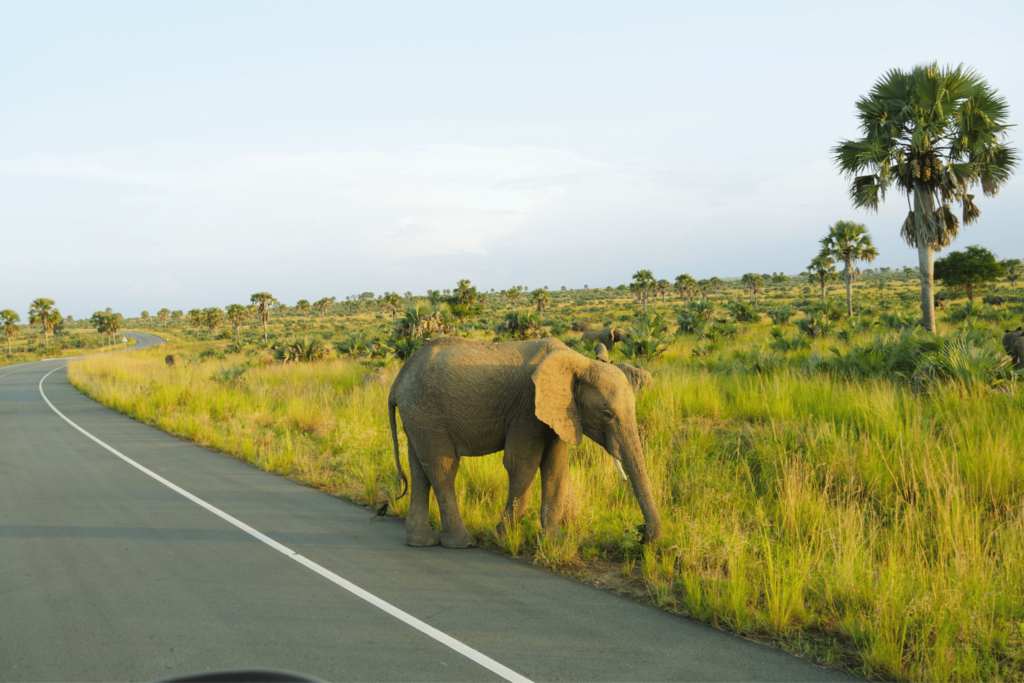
[2,0,1022,318]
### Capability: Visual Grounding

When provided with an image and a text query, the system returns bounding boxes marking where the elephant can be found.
[592,344,652,394]
[388,337,662,549]
[984,296,1007,306]
[164,354,183,368]
[581,327,628,349]
[1003,327,1024,370]
[571,321,594,332]
[362,372,389,387]
[614,363,653,394]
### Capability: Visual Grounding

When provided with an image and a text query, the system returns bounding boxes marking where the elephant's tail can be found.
[389,397,409,501]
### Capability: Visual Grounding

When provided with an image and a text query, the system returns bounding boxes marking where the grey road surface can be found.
[0,333,859,682]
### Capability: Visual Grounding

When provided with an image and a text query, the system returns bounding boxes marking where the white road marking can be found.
[38,367,533,683]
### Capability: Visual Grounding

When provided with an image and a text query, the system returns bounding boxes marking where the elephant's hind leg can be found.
[418,443,476,549]
[405,441,440,547]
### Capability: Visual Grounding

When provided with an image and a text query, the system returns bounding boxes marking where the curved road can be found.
[0,333,858,682]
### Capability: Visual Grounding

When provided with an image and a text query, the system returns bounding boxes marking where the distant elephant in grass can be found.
[165,354,184,368]
[362,373,389,387]
[571,321,594,332]
[1003,327,1024,369]
[388,337,662,549]
[984,296,1007,306]
[581,327,628,349]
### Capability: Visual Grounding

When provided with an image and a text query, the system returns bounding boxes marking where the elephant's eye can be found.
[602,409,614,422]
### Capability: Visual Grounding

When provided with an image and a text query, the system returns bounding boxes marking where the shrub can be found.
[621,312,670,360]
[766,305,795,325]
[274,336,331,363]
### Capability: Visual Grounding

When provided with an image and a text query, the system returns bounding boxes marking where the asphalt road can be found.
[0,333,859,682]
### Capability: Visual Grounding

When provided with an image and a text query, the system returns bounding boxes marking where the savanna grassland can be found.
[67,273,1024,682]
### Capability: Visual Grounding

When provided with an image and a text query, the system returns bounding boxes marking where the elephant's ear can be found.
[532,352,583,446]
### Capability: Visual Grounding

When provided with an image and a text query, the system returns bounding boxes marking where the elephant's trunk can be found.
[614,428,661,544]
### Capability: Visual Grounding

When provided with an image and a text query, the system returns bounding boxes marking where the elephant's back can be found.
[390,337,564,420]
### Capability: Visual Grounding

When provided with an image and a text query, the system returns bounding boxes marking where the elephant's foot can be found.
[440,529,477,549]
[406,526,441,547]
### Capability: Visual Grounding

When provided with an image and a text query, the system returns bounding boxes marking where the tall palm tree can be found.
[709,277,723,295]
[1,310,20,354]
[158,308,171,327]
[632,270,655,311]
[225,304,248,343]
[250,292,278,344]
[296,299,311,320]
[808,254,838,302]
[188,309,204,336]
[818,221,879,316]
[834,62,1018,332]
[28,298,56,345]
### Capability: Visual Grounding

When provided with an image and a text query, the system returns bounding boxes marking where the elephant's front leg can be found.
[539,437,571,533]
[496,435,543,535]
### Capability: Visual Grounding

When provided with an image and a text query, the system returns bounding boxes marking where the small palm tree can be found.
[740,274,764,305]
[709,277,723,295]
[1,309,20,354]
[834,62,1018,332]
[188,309,204,336]
[632,270,655,311]
[158,308,170,327]
[204,307,224,339]
[313,297,335,318]
[808,254,839,302]
[531,289,550,315]
[225,304,248,343]
[296,299,311,320]
[656,279,670,306]
[1004,259,1022,295]
[250,292,278,344]
[28,298,56,345]
[818,221,879,316]
[505,285,524,310]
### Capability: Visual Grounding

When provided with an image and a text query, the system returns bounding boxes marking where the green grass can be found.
[66,280,1024,682]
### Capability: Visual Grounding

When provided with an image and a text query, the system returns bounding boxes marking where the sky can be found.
[2,0,1023,320]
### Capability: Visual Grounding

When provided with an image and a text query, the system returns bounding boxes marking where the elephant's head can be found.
[614,363,653,394]
[611,327,628,343]
[532,350,661,543]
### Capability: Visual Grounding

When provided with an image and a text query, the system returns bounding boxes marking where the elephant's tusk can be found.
[614,459,628,481]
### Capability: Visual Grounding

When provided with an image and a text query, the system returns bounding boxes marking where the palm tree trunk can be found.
[914,185,937,333]
[845,258,853,317]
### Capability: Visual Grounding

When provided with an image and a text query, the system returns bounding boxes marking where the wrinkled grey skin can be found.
[594,343,610,363]
[388,337,661,549]
[164,354,183,368]
[614,363,653,394]
[581,327,628,349]
[571,321,594,332]
[1003,327,1024,370]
